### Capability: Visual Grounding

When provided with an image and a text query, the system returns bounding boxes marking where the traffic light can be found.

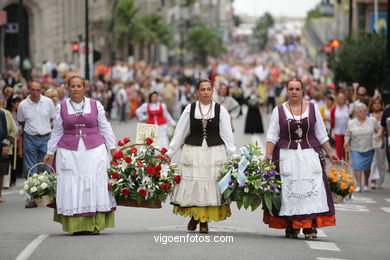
[330,39,340,48]
[72,42,79,53]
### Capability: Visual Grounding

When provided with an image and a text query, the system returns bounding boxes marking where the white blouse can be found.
[47,97,116,155]
[135,102,176,126]
[333,105,350,135]
[167,101,237,157]
[345,117,380,153]
[266,102,329,145]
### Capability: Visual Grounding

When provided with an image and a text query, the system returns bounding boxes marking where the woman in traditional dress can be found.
[214,83,240,126]
[167,79,236,233]
[264,78,339,239]
[244,85,264,135]
[43,75,117,235]
[136,92,176,149]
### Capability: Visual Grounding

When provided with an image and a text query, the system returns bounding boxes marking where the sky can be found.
[232,0,321,18]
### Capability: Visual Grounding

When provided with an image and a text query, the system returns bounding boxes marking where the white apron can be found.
[279,146,329,216]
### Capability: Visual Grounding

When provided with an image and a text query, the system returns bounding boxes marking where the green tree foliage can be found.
[254,12,274,50]
[184,25,224,65]
[115,0,139,35]
[330,33,386,93]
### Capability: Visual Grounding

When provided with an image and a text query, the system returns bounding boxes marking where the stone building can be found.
[1,0,233,70]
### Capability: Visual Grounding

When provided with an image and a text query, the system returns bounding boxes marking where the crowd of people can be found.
[0,47,389,237]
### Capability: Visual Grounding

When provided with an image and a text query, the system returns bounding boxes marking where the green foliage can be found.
[253,12,274,50]
[330,33,386,92]
[115,0,139,34]
[184,25,225,65]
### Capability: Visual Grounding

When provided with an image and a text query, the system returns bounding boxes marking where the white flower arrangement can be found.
[21,171,57,201]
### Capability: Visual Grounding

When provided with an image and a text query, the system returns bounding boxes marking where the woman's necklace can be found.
[199,101,212,129]
[69,97,85,117]
[288,102,303,139]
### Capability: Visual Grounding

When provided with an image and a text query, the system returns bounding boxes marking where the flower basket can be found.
[35,195,55,207]
[332,193,344,204]
[21,163,57,207]
[326,160,355,204]
[217,142,281,212]
[108,137,180,209]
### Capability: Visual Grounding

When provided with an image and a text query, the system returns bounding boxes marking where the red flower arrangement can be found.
[108,137,180,208]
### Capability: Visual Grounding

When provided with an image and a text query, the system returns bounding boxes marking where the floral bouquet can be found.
[21,165,57,207]
[247,95,264,107]
[108,137,180,208]
[327,164,355,203]
[218,143,281,212]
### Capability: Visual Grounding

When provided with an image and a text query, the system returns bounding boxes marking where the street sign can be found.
[4,23,18,33]
[0,11,7,26]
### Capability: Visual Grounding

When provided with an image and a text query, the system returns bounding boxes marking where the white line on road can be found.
[384,198,390,203]
[317,257,347,260]
[2,190,20,195]
[306,241,340,251]
[381,207,390,213]
[15,234,49,260]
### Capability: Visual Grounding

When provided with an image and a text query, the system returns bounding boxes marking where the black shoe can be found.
[303,228,317,239]
[285,228,300,238]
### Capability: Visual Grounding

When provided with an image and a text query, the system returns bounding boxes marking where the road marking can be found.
[15,234,49,260]
[381,207,390,213]
[306,241,340,251]
[350,196,376,203]
[384,198,390,203]
[317,229,327,237]
[335,204,369,212]
[2,190,20,195]
[317,258,348,260]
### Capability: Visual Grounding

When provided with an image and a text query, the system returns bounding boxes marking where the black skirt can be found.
[244,106,264,134]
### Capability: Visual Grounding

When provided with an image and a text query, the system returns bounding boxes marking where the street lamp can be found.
[85,0,90,80]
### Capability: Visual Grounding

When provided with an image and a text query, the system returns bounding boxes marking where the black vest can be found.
[184,102,224,147]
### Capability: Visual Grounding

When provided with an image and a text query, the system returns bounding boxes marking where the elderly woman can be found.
[167,79,236,234]
[264,78,339,239]
[43,75,118,235]
[344,103,380,192]
[44,88,60,112]
[214,83,240,121]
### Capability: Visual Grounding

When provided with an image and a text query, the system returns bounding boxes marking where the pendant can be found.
[295,125,303,138]
[74,113,82,118]
[202,119,208,129]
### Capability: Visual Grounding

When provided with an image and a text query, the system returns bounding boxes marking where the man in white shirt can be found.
[17,80,55,181]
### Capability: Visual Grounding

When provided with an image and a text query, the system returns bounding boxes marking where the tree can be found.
[184,25,225,65]
[114,0,139,57]
[330,33,386,94]
[253,12,274,50]
[134,15,173,63]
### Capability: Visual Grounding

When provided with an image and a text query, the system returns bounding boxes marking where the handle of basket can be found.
[27,162,56,177]
[326,160,353,174]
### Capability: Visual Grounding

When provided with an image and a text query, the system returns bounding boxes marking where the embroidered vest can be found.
[184,102,224,147]
[57,99,105,151]
[276,102,321,149]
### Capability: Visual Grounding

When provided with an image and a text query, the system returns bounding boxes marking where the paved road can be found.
[1,108,390,260]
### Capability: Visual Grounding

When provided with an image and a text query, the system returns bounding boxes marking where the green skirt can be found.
[53,210,115,233]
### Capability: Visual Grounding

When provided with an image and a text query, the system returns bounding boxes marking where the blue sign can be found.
[370,13,387,35]
[4,23,18,33]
